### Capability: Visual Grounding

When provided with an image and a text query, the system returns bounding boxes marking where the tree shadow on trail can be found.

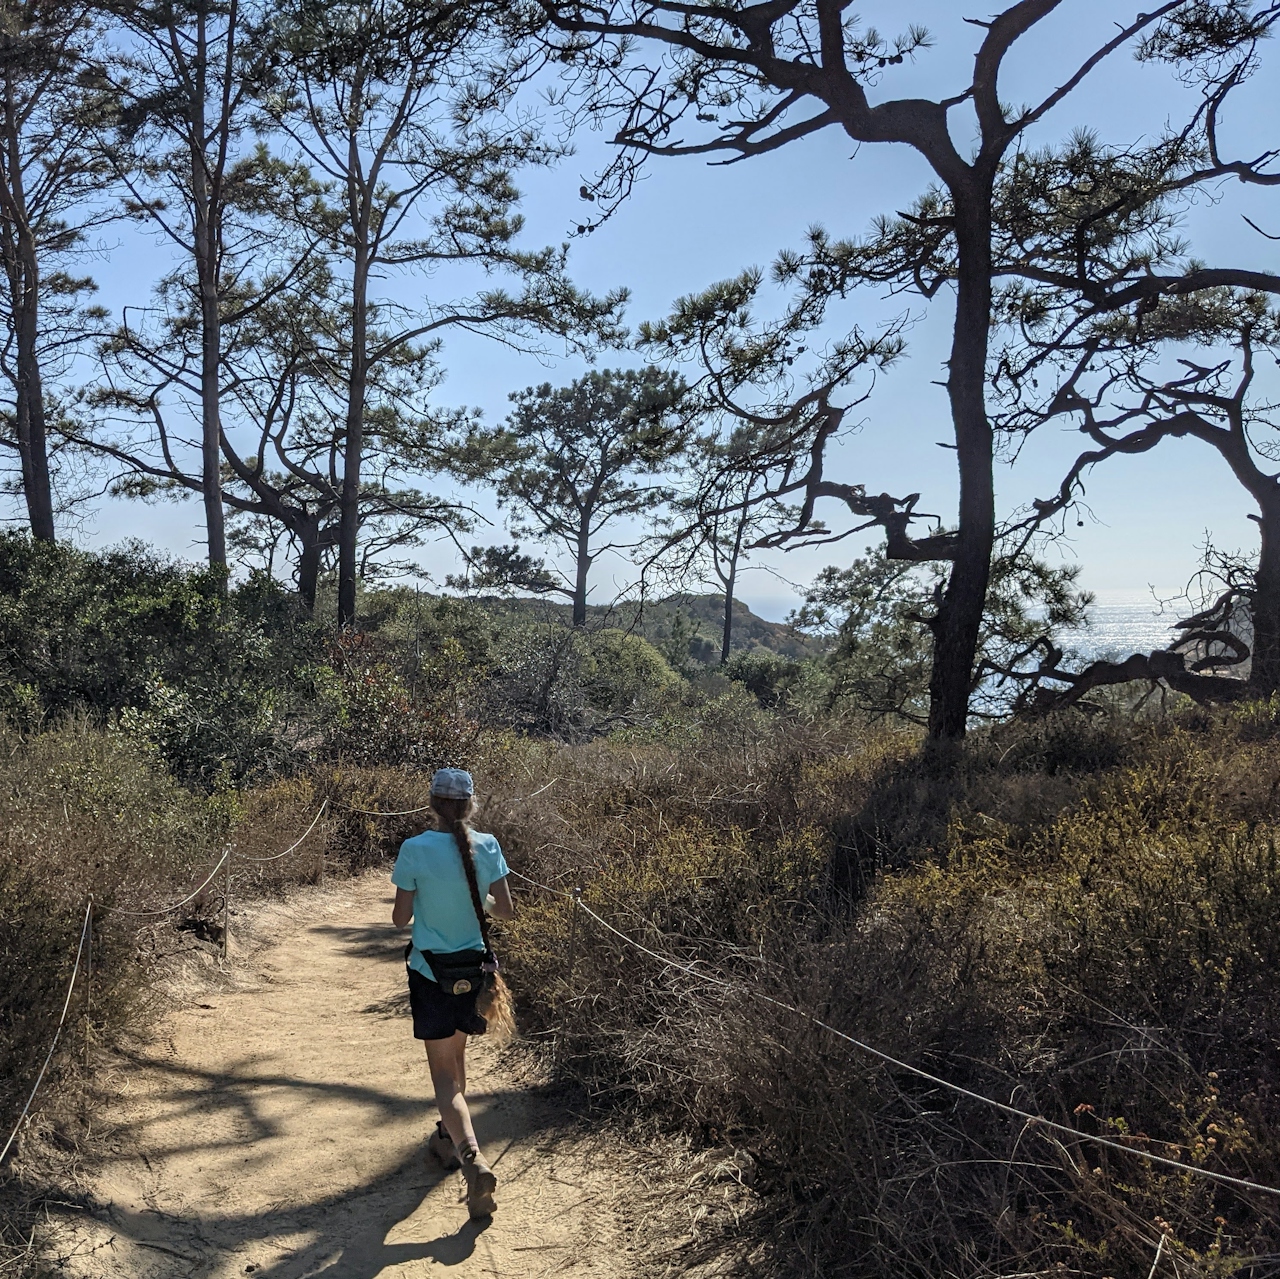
[93,1047,437,1165]
[309,922,408,964]
[89,1143,488,1278]
[74,1051,553,1278]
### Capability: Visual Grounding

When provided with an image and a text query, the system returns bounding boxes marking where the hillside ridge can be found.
[465,590,818,660]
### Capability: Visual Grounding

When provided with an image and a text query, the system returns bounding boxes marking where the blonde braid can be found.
[430,794,516,1041]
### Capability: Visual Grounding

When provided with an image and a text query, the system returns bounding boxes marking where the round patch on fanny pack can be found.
[452,979,473,994]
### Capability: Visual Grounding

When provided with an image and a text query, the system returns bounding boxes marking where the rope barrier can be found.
[570,897,1280,1201]
[506,867,577,897]
[342,799,434,817]
[15,799,1279,1205]
[0,901,92,1167]
[93,799,326,919]
[519,778,560,801]
[96,848,231,919]
[2,798,332,1171]
[236,801,328,863]
[343,775,560,819]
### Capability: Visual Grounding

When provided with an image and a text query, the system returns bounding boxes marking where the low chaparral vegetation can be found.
[4,541,1280,1278]
[487,709,1280,1278]
[5,3,1280,1273]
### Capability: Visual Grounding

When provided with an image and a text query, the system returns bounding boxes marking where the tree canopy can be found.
[453,366,688,625]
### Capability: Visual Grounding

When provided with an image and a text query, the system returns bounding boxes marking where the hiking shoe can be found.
[427,1121,460,1171]
[459,1146,497,1219]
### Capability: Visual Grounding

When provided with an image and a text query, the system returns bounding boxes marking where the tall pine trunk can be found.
[2,81,53,541]
[572,515,591,627]
[338,240,369,628]
[12,237,53,541]
[720,576,735,665]
[189,13,226,573]
[196,261,226,568]
[1202,406,1280,697]
[1249,499,1280,696]
[926,190,996,741]
[296,515,328,613]
[720,518,744,664]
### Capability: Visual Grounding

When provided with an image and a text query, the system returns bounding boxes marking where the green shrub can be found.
[579,628,682,715]
[484,623,683,736]
[722,648,803,707]
[321,632,479,770]
[0,535,326,784]
[0,543,694,779]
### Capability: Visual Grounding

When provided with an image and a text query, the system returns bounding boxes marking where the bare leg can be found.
[453,1032,467,1097]
[425,1032,476,1151]
[424,1031,496,1217]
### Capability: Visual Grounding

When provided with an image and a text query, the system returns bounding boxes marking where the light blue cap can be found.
[430,767,474,799]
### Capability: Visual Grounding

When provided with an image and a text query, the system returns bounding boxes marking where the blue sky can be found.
[56,2,1280,621]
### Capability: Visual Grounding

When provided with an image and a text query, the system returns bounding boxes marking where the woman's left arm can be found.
[392,888,415,928]
[487,876,515,921]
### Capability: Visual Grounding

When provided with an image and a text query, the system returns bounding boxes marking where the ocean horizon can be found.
[1070,588,1182,663]
[746,586,1186,663]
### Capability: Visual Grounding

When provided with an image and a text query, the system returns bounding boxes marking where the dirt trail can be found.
[47,872,635,1279]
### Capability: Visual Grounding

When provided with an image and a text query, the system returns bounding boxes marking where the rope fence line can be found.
[342,799,436,817]
[0,901,93,1168]
[518,778,560,802]
[95,798,329,917]
[12,812,1280,1207]
[236,800,328,863]
[513,871,1280,1202]
[96,848,231,919]
[506,867,576,897]
[5,789,475,1173]
[343,776,561,820]
[2,799,331,1169]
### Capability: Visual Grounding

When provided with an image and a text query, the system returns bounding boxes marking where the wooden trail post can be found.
[84,897,93,1068]
[221,850,232,962]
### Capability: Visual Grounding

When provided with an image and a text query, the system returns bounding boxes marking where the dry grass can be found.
[0,722,222,1268]
[474,707,1280,1279]
[9,704,1280,1278]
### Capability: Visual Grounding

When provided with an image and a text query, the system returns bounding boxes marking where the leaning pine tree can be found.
[539,0,1280,738]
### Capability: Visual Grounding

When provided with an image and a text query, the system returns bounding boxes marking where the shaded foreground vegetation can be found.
[4,538,1280,1278]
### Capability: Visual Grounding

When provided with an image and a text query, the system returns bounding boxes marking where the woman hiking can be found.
[391,767,515,1219]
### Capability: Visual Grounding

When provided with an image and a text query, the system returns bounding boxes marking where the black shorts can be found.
[407,965,488,1040]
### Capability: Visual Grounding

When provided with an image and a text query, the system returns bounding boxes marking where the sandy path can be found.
[47,872,632,1279]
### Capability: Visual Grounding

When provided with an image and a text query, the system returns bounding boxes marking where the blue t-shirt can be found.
[391,829,509,981]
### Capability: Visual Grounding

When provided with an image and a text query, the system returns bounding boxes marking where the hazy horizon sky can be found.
[31,2,1280,624]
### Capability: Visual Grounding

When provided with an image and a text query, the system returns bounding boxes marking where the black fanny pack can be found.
[406,943,492,996]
